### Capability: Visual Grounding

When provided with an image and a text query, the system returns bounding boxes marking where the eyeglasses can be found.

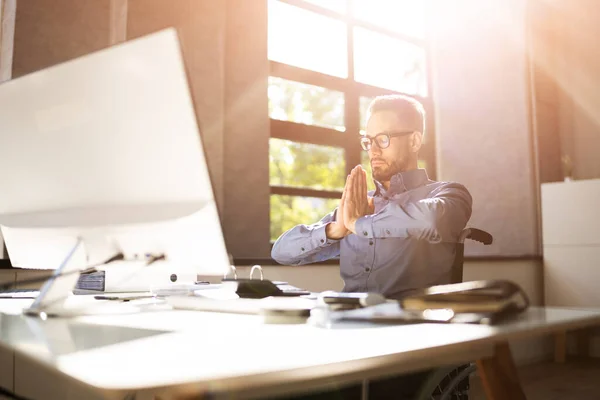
[360,131,414,151]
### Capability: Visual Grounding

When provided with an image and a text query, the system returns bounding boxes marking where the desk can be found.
[0,297,600,400]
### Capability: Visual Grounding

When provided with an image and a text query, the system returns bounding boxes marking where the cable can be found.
[146,253,166,266]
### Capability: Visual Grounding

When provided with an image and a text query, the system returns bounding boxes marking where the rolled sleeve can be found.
[307,224,338,251]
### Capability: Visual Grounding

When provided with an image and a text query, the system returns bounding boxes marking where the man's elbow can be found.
[270,243,300,266]
[433,207,471,243]
[270,242,286,264]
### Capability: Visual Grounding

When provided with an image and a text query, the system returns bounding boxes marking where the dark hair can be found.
[367,94,426,135]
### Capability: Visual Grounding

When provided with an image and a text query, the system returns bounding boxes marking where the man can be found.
[271,94,472,299]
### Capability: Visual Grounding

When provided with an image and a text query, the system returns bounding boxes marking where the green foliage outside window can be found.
[270,196,339,242]
[270,138,345,191]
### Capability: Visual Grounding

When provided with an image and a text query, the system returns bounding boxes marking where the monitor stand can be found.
[22,238,141,318]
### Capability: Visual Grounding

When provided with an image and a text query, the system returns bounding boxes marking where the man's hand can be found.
[368,196,375,215]
[344,166,370,234]
[325,179,350,240]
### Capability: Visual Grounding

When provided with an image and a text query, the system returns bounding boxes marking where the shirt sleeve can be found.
[271,209,342,265]
[354,182,473,243]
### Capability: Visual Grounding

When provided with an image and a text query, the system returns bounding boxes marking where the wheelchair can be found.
[413,227,494,400]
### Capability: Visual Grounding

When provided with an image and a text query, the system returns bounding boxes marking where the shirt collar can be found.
[374,168,429,196]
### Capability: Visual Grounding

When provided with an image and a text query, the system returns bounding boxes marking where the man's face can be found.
[364,110,414,182]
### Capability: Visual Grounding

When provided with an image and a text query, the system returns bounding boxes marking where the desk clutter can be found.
[316,280,530,326]
[163,279,530,326]
[2,262,530,326]
[3,273,531,326]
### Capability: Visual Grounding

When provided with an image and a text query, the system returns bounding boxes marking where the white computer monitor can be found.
[0,29,230,315]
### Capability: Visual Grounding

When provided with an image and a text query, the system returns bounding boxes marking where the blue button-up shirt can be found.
[271,169,472,299]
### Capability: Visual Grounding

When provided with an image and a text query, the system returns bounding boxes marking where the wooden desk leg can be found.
[577,328,590,359]
[554,331,567,363]
[476,342,526,400]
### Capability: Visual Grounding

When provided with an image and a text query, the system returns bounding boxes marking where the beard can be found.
[371,149,411,182]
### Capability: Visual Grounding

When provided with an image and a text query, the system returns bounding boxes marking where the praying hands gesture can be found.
[326,166,374,239]
[343,165,374,234]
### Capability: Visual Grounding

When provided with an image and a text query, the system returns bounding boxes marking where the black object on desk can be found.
[222,279,310,298]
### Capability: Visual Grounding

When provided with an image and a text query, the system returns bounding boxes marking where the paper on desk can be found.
[0,291,40,299]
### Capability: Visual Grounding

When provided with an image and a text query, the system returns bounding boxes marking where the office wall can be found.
[223,0,270,259]
[12,0,111,78]
[551,1,600,180]
[126,0,227,213]
[430,0,539,257]
[526,0,600,181]
[528,0,563,184]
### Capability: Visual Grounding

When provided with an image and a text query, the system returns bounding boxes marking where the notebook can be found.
[326,280,530,326]
[399,280,530,314]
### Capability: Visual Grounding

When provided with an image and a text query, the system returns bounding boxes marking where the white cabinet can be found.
[542,179,600,307]
[542,179,600,360]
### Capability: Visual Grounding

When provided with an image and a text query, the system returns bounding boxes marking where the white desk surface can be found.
[1,296,600,400]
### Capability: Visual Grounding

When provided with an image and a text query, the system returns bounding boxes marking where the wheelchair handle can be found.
[459,228,493,245]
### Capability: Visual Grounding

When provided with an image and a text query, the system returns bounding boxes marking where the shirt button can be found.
[363,231,368,236]
[365,267,371,272]
[386,230,391,235]
[320,239,325,243]
[369,241,373,246]
[301,247,305,251]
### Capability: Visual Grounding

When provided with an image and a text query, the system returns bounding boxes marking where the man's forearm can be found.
[354,185,472,242]
[271,216,341,265]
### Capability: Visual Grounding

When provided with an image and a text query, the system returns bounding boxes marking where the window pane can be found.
[360,151,377,192]
[359,96,374,132]
[268,0,347,78]
[269,77,345,131]
[302,0,347,14]
[352,0,426,39]
[270,195,339,242]
[354,27,427,96]
[270,139,345,191]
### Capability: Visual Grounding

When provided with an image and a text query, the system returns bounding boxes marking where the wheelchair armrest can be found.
[459,228,493,245]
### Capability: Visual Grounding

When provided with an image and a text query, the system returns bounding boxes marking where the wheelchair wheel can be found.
[415,364,476,400]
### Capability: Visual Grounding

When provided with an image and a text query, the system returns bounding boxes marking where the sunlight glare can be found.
[352,0,426,39]
[354,27,427,95]
[269,0,428,95]
[302,0,347,14]
[268,0,347,78]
